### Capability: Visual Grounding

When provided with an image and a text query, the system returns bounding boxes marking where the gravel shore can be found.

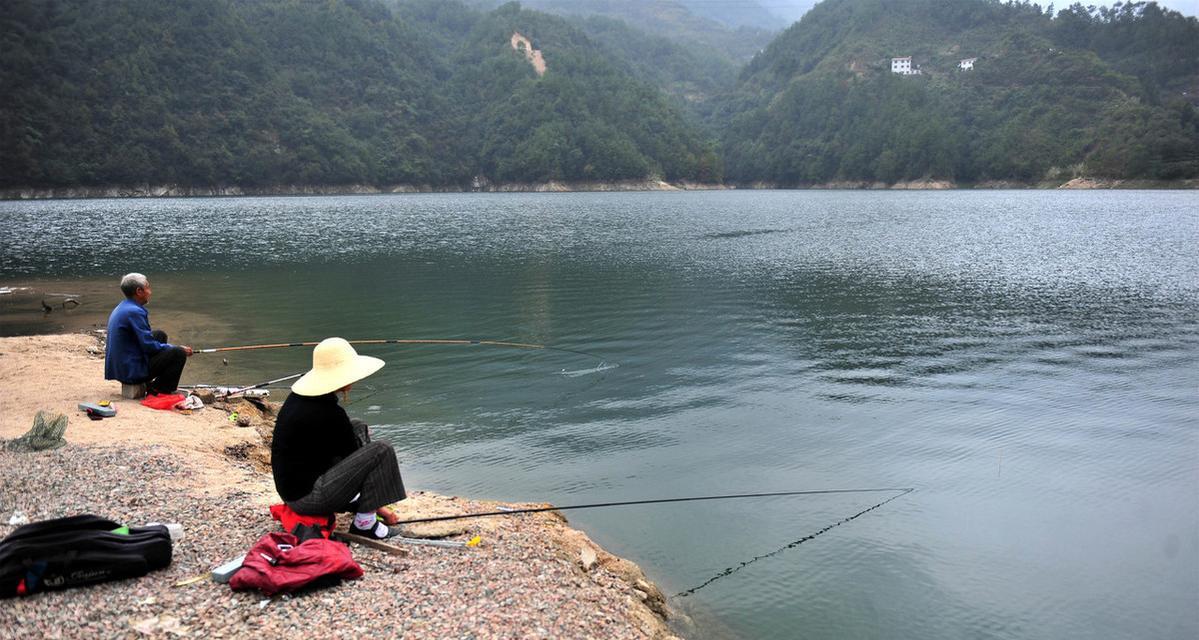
[0,335,678,639]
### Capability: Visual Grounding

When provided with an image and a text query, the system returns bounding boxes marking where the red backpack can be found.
[228,532,361,596]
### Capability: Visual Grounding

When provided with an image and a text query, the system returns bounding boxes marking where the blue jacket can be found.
[104,298,171,383]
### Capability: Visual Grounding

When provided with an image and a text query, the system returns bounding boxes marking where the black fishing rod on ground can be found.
[392,487,914,525]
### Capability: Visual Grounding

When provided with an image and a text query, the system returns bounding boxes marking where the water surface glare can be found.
[2,191,1196,639]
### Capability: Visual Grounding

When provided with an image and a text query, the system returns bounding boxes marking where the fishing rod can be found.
[392,487,914,525]
[197,339,543,353]
[196,338,603,362]
[395,487,913,596]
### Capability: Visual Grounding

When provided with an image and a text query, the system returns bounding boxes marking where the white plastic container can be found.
[146,522,184,541]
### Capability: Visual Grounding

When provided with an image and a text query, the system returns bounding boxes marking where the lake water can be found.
[2,191,1196,639]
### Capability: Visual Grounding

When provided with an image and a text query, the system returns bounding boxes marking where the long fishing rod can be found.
[392,487,914,525]
[394,487,912,597]
[195,338,607,363]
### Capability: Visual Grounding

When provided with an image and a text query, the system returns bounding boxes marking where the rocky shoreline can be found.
[2,177,1194,200]
[0,334,680,639]
[0,180,727,200]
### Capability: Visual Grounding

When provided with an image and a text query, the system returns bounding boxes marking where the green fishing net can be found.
[3,410,68,452]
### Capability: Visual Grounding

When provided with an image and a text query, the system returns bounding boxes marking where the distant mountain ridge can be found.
[466,0,778,61]
[716,0,1199,184]
[1,0,1195,194]
[673,0,787,30]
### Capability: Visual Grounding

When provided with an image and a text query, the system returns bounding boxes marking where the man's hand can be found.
[182,345,193,356]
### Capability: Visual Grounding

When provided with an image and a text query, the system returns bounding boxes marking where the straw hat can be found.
[291,337,385,397]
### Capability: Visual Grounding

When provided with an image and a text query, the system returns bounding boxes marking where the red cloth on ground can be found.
[269,503,334,539]
[140,393,185,410]
[228,532,362,596]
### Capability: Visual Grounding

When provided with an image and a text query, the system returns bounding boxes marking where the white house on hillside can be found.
[891,56,922,75]
[959,57,977,70]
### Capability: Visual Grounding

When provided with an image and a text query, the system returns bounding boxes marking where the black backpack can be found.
[0,514,173,598]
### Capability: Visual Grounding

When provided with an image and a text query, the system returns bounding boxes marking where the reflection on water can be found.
[2,191,1196,640]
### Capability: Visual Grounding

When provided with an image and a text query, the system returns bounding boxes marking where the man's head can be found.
[120,273,152,304]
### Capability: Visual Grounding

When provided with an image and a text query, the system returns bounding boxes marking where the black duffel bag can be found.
[0,514,172,598]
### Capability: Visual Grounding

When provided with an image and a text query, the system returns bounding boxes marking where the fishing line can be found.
[344,387,383,407]
[674,487,914,598]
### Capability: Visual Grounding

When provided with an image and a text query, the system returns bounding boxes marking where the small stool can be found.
[120,382,147,399]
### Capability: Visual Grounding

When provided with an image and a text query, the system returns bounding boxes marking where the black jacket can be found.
[271,392,359,501]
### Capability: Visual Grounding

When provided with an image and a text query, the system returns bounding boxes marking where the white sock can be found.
[353,512,377,530]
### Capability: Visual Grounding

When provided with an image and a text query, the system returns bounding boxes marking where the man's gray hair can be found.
[119,273,148,298]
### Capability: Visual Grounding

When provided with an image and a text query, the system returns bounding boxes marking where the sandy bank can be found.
[0,334,679,639]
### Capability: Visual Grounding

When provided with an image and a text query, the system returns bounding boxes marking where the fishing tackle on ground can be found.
[186,372,303,399]
[184,376,379,404]
[179,385,273,399]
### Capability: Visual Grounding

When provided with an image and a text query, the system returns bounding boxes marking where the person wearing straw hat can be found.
[271,337,407,540]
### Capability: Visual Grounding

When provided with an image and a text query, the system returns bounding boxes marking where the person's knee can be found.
[364,441,392,457]
[168,346,187,363]
[364,441,398,465]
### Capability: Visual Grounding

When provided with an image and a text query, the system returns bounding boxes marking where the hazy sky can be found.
[767,0,1198,22]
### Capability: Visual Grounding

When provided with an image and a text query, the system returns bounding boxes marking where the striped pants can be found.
[287,421,407,515]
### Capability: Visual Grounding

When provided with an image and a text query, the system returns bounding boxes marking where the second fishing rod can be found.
[196,337,611,364]
[189,336,613,397]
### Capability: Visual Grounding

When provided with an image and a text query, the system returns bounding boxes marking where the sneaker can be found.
[349,520,402,540]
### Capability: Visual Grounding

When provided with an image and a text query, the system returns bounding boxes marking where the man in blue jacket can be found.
[104,273,193,394]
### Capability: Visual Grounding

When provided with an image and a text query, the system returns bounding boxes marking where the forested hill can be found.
[0,0,719,190]
[1,0,1197,193]
[716,0,1199,184]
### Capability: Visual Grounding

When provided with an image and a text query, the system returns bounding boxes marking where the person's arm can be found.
[350,419,371,447]
[329,404,362,460]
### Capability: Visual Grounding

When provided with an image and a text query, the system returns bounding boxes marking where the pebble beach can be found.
[0,334,678,639]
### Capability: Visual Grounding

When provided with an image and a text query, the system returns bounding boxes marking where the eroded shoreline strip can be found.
[0,334,679,639]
